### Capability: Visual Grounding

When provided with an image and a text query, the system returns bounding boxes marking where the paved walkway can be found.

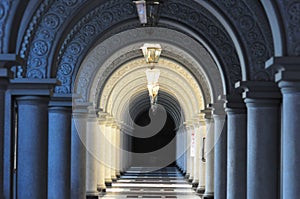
[99,167,201,199]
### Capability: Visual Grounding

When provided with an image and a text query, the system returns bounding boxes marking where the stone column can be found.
[86,111,99,198]
[187,125,194,182]
[226,103,247,199]
[189,127,194,183]
[238,81,281,199]
[16,96,49,199]
[267,57,300,198]
[120,127,125,174]
[185,125,191,179]
[176,129,179,169]
[120,125,127,173]
[0,71,7,198]
[104,122,112,187]
[111,124,117,181]
[98,112,107,192]
[177,128,185,173]
[196,120,206,194]
[203,112,214,199]
[126,127,133,170]
[177,127,184,172]
[48,106,71,199]
[183,126,187,174]
[181,128,185,172]
[116,126,121,177]
[192,123,200,188]
[213,111,227,199]
[71,107,87,199]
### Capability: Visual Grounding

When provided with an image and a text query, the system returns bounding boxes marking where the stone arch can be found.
[75,28,220,105]
[16,0,242,96]
[13,0,287,98]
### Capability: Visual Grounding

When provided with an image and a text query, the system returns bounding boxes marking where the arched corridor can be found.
[1,1,300,199]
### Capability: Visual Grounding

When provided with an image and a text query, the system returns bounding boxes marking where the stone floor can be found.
[99,167,201,199]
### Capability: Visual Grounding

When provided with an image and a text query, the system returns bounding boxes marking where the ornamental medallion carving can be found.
[0,0,11,53]
[214,0,273,80]
[288,2,300,25]
[20,0,85,78]
[43,13,60,29]
[32,40,48,56]
[0,4,5,20]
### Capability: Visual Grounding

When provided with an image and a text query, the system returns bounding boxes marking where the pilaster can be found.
[183,122,191,180]
[196,113,206,194]
[48,104,72,199]
[202,108,214,199]
[71,104,89,199]
[86,106,100,198]
[225,101,247,199]
[236,81,281,199]
[104,116,114,187]
[97,111,107,192]
[0,68,8,198]
[212,99,227,199]
[111,122,118,182]
[192,120,200,189]
[266,56,300,198]
[16,96,49,199]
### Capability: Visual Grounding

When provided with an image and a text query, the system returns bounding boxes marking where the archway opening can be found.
[131,106,177,167]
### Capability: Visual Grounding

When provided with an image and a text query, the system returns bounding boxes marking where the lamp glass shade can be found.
[145,68,160,84]
[147,84,159,97]
[134,0,147,24]
[141,43,162,63]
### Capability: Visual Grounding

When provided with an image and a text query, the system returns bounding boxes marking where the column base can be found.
[112,178,117,182]
[97,185,107,192]
[196,186,205,194]
[86,191,99,199]
[105,182,112,187]
[86,196,98,199]
[192,182,199,189]
[203,192,214,199]
[185,173,190,179]
[97,188,106,193]
[112,174,117,181]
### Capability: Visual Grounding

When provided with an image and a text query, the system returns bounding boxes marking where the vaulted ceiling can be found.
[1,0,295,126]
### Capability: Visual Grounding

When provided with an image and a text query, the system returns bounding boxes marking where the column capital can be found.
[9,78,57,95]
[16,96,49,105]
[225,98,246,114]
[224,92,245,109]
[225,107,246,114]
[98,111,108,124]
[212,102,226,116]
[235,81,281,100]
[0,68,9,90]
[49,93,73,107]
[191,117,201,127]
[266,56,300,82]
[266,56,300,92]
[120,122,133,132]
[87,112,98,121]
[48,106,72,114]
[200,108,213,119]
[183,121,194,128]
[72,102,90,118]
[105,116,115,126]
[194,112,206,123]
